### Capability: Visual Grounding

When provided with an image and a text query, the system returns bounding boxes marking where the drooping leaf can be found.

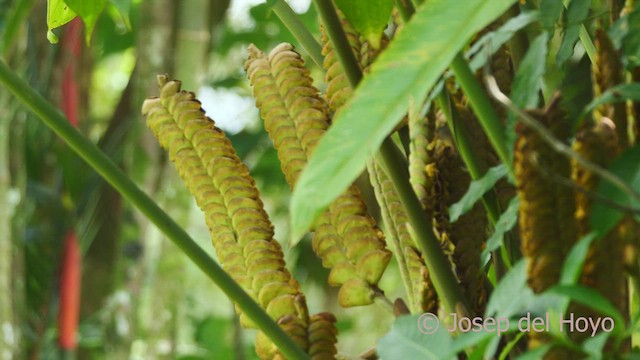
[46,0,76,43]
[64,0,108,43]
[334,0,392,49]
[290,0,518,241]
[482,196,519,263]
[539,0,564,30]
[449,164,508,222]
[377,315,455,360]
[109,0,131,30]
[467,11,539,72]
[485,260,532,319]
[581,332,610,358]
[515,345,552,360]
[556,0,591,67]
[505,32,548,160]
[589,146,640,236]
[546,285,625,334]
[559,232,597,285]
[581,83,640,118]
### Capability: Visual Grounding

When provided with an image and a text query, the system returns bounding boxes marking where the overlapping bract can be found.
[245,43,391,307]
[514,101,577,294]
[592,28,629,149]
[430,140,487,315]
[370,161,436,313]
[142,75,337,359]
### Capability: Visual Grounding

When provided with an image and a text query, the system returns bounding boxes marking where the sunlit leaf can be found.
[109,0,132,30]
[290,0,518,241]
[46,0,77,44]
[334,0,392,48]
[547,285,625,334]
[64,0,108,43]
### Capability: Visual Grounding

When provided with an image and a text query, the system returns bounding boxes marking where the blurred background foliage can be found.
[0,0,399,358]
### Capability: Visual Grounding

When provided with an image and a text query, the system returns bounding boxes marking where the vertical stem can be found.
[394,0,416,22]
[313,0,362,86]
[0,60,309,360]
[315,0,471,317]
[450,53,512,173]
[272,0,324,68]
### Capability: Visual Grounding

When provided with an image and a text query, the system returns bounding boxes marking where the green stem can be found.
[272,0,324,68]
[436,91,511,276]
[394,0,416,22]
[0,60,309,360]
[450,53,512,174]
[315,0,471,317]
[378,140,471,316]
[313,0,362,86]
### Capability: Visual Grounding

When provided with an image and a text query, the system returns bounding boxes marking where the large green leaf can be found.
[290,0,518,241]
[589,146,640,236]
[46,0,76,43]
[64,0,108,43]
[334,0,392,48]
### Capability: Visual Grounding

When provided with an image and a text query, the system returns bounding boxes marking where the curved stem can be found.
[0,60,309,360]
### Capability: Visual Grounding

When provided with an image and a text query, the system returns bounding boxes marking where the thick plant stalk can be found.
[514,100,577,357]
[142,75,337,359]
[430,140,487,316]
[369,161,437,313]
[592,28,629,149]
[245,44,391,307]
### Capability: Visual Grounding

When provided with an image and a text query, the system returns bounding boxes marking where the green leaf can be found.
[546,285,626,334]
[589,146,640,236]
[46,0,77,44]
[581,83,640,118]
[482,196,519,263]
[539,0,564,30]
[559,232,597,285]
[506,32,548,160]
[515,345,551,360]
[556,0,591,67]
[485,260,532,319]
[449,164,508,222]
[581,332,610,359]
[467,11,539,72]
[377,315,455,360]
[109,0,132,30]
[290,0,518,241]
[64,0,108,43]
[334,0,392,49]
